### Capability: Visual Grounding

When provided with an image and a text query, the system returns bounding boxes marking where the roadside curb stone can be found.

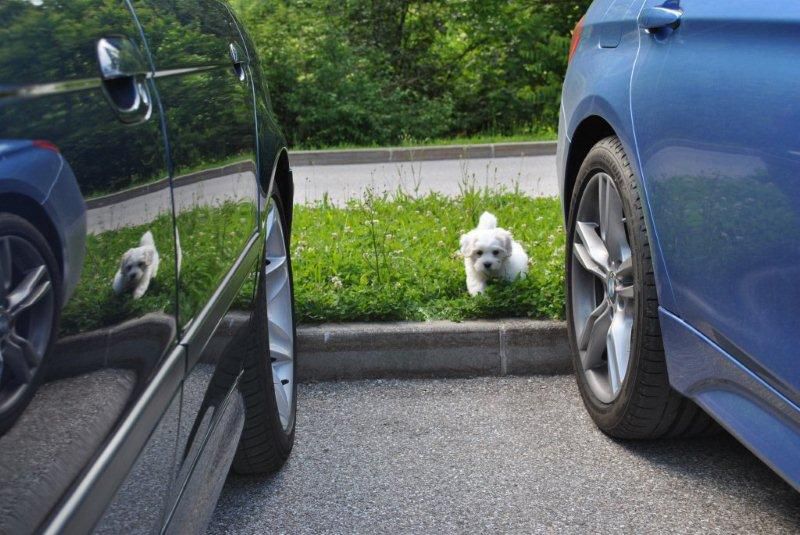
[203,316,571,381]
[289,141,557,167]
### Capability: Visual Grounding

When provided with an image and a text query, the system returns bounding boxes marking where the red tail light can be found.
[32,140,60,153]
[568,16,585,63]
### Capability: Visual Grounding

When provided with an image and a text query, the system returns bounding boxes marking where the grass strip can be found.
[293,188,565,323]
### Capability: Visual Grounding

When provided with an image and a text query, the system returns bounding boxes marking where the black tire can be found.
[232,192,296,474]
[0,213,61,435]
[566,136,716,439]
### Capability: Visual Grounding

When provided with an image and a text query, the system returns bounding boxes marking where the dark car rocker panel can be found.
[559,0,800,491]
[0,0,294,532]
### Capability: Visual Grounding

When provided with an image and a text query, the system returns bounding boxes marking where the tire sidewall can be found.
[565,139,647,430]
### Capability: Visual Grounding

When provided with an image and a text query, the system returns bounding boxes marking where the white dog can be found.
[459,212,528,296]
[113,230,160,299]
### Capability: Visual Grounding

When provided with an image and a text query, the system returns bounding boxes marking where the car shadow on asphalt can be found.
[615,429,800,518]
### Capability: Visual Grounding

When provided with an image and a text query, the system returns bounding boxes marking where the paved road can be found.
[86,155,556,233]
[209,376,799,534]
[294,154,557,204]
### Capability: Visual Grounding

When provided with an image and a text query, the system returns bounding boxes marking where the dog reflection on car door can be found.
[112,230,160,299]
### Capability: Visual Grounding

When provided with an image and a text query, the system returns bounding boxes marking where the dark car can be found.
[0,1,297,532]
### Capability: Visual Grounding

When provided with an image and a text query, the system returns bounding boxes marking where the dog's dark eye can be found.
[476,250,483,256]
[138,262,145,268]
[493,250,499,256]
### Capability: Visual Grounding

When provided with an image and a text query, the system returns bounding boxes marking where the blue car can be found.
[558,0,800,490]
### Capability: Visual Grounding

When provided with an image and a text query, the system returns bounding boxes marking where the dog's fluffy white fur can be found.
[460,212,528,296]
[113,230,159,299]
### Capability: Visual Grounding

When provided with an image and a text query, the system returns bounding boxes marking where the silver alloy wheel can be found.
[264,201,294,431]
[0,235,54,412]
[571,173,635,403]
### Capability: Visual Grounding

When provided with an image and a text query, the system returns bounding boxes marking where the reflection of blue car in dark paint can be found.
[0,139,86,302]
[559,0,800,491]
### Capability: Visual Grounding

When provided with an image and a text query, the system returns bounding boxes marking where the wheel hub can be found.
[570,172,635,403]
[605,272,617,301]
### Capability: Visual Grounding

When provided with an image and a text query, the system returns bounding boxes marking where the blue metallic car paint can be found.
[659,308,800,491]
[560,0,800,490]
[0,141,86,303]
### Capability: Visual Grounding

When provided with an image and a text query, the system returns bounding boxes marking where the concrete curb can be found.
[204,315,571,381]
[289,141,557,167]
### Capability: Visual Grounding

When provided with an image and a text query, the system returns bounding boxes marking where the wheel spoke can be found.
[574,221,609,279]
[3,338,34,382]
[269,340,292,363]
[265,255,287,277]
[598,174,612,242]
[8,266,51,318]
[272,380,291,426]
[598,175,630,264]
[617,284,634,299]
[606,308,633,395]
[579,301,612,371]
[9,332,40,367]
[0,237,12,301]
[268,272,289,304]
[616,255,633,278]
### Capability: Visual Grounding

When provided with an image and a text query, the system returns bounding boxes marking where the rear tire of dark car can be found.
[566,136,716,438]
[0,213,61,435]
[232,192,296,474]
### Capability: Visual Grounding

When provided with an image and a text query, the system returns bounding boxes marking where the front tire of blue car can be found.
[566,136,716,439]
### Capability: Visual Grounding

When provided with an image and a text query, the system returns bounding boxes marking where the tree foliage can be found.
[231,0,591,147]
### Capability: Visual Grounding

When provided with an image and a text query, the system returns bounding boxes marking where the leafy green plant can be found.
[230,0,589,148]
[61,191,565,333]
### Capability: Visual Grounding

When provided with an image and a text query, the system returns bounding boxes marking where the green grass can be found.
[60,202,254,335]
[61,189,565,334]
[293,188,565,323]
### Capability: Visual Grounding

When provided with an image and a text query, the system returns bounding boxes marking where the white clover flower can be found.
[330,276,343,289]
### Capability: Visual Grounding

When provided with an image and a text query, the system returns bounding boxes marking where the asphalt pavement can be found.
[293,154,557,204]
[209,376,799,534]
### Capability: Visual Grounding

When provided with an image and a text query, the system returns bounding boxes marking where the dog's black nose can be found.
[129,273,137,280]
[483,262,492,269]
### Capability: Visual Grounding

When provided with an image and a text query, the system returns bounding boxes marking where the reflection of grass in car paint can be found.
[175,202,255,321]
[292,189,565,323]
[60,202,254,335]
[652,173,796,277]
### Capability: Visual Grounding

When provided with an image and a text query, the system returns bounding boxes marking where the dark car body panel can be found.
[0,0,290,532]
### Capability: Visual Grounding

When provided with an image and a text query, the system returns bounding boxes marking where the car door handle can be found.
[229,42,247,82]
[638,6,682,33]
[96,36,153,124]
